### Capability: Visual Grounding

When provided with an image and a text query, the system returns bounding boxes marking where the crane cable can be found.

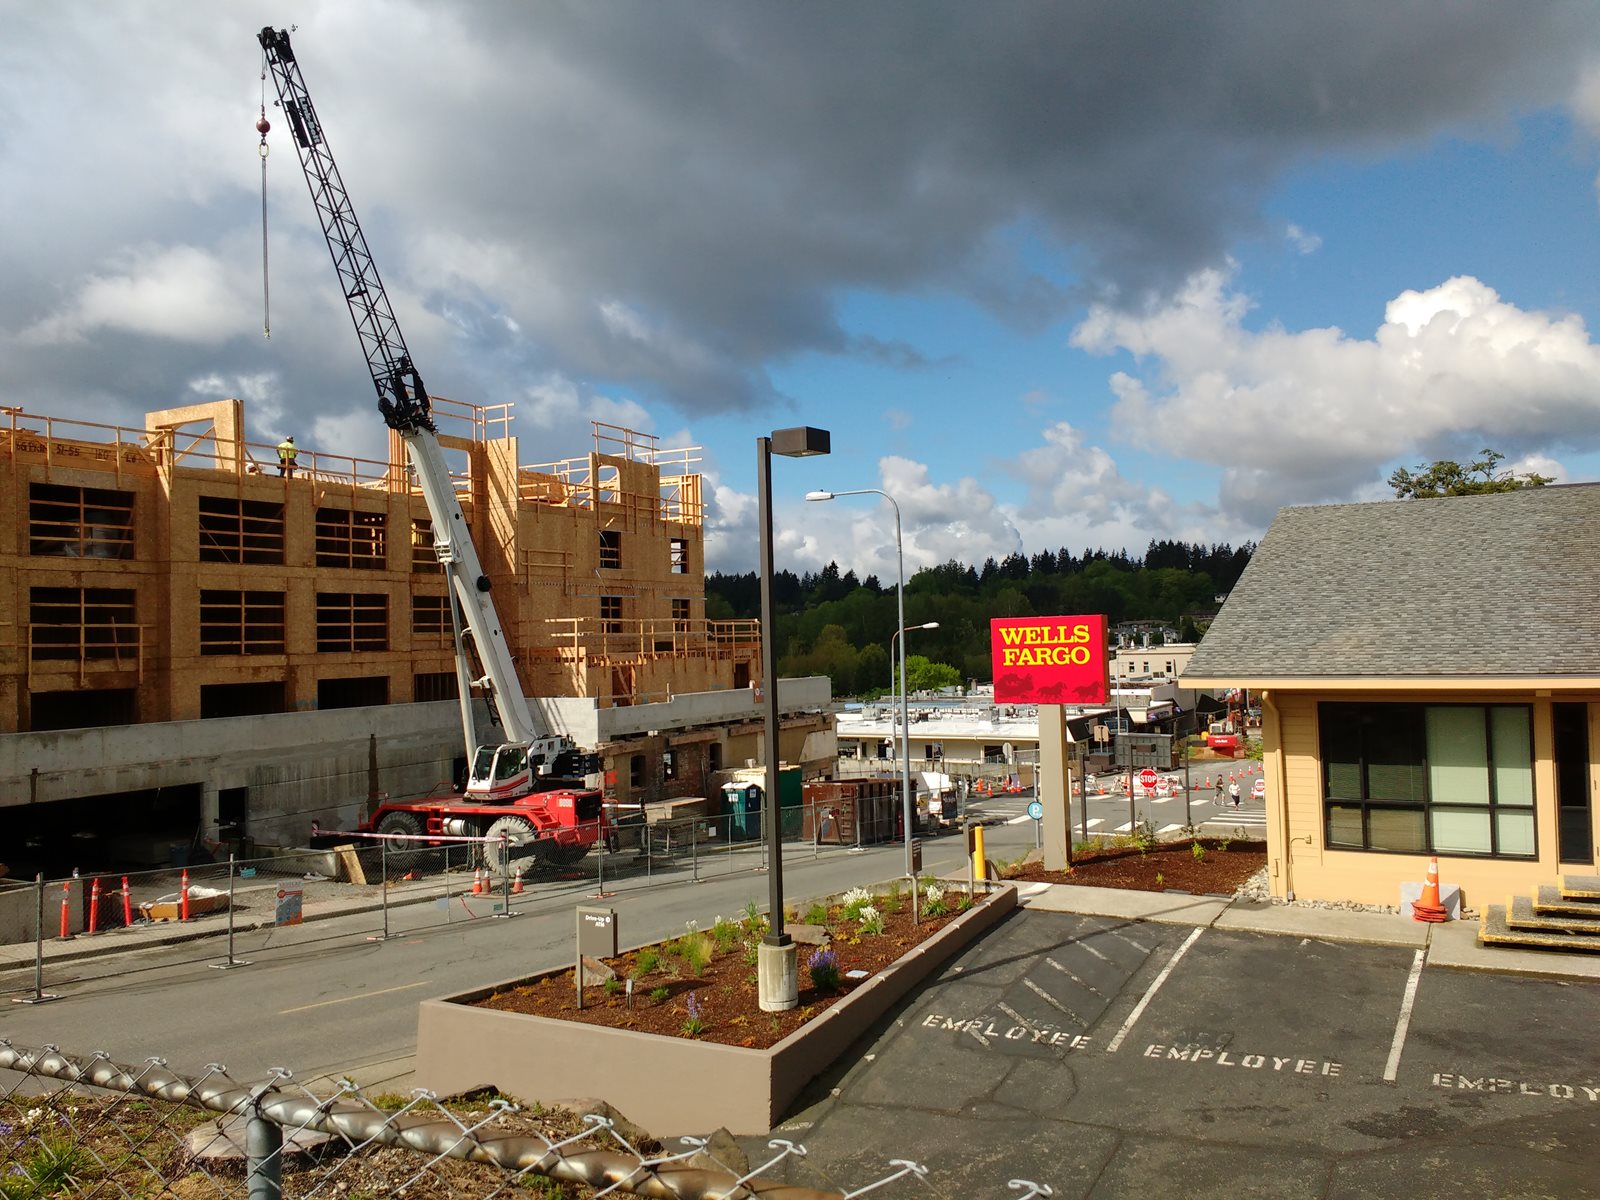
[257,55,272,340]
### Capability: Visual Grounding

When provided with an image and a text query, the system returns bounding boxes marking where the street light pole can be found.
[757,427,830,1014]
[806,487,929,877]
[890,618,939,867]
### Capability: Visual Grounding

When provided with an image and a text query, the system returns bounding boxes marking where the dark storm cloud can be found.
[1,0,1596,442]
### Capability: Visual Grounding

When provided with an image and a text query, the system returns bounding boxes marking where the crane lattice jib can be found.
[258,26,433,435]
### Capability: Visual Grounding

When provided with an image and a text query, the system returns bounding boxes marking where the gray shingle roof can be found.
[1184,483,1600,680]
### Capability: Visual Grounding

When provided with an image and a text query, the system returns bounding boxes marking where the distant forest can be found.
[706,540,1255,699]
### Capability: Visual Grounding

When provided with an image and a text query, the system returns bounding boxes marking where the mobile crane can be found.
[258,26,608,871]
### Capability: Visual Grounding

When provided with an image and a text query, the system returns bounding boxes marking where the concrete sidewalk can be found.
[1015,880,1600,979]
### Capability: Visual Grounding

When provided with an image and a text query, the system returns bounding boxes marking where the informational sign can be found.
[911,838,923,873]
[1027,800,1044,822]
[990,615,1109,704]
[577,906,618,959]
[275,887,303,927]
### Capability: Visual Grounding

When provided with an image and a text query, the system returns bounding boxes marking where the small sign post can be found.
[575,906,617,1011]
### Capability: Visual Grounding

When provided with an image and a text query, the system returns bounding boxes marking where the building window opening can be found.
[200,681,285,720]
[599,529,622,570]
[317,676,389,709]
[316,593,388,652]
[414,671,459,702]
[411,594,451,639]
[670,537,689,574]
[411,519,442,573]
[197,495,284,564]
[662,749,678,781]
[29,587,138,662]
[671,597,691,632]
[601,595,623,634]
[200,590,286,655]
[316,507,387,569]
[629,753,645,788]
[30,483,135,559]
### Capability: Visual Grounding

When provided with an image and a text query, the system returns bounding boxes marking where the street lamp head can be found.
[919,621,940,630]
[770,426,831,458]
[805,490,835,502]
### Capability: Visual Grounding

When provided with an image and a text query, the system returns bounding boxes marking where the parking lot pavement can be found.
[743,910,1600,1199]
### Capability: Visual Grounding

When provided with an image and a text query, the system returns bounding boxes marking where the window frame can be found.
[29,483,135,559]
[598,529,622,570]
[1319,701,1536,859]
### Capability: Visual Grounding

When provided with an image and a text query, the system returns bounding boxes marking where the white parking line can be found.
[1105,927,1204,1053]
[1384,949,1427,1082]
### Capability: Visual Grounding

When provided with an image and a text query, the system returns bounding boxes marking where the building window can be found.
[601,595,623,633]
[316,507,387,569]
[1320,702,1535,858]
[983,744,1006,763]
[670,537,689,574]
[316,593,388,652]
[599,529,622,570]
[662,749,678,781]
[672,598,691,631]
[411,520,442,573]
[629,753,645,788]
[29,587,137,661]
[318,676,389,709]
[200,590,285,655]
[707,742,723,773]
[414,671,459,702]
[29,483,134,559]
[412,594,451,637]
[200,682,285,720]
[197,496,284,564]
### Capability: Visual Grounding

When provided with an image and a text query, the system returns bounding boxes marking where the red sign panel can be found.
[1140,768,1158,788]
[990,615,1109,705]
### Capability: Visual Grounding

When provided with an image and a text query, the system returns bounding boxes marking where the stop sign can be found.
[1139,768,1158,789]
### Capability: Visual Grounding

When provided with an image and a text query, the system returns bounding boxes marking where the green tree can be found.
[1388,448,1553,499]
[855,642,890,697]
[905,654,961,693]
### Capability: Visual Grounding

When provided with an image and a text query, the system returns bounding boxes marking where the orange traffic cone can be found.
[471,867,484,895]
[1411,856,1448,923]
[511,867,524,895]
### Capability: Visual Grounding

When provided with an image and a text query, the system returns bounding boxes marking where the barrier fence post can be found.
[497,830,512,918]
[368,837,391,942]
[13,873,58,1005]
[691,820,699,882]
[120,876,133,929]
[212,854,248,970]
[245,1108,283,1200]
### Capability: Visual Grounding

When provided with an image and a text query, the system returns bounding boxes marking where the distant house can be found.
[1182,485,1600,908]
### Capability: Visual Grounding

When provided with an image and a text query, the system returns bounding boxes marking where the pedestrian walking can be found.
[1214,777,1224,803]
[1228,780,1241,809]
[276,435,298,477]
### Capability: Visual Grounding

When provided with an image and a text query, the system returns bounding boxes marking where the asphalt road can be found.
[0,820,1037,1089]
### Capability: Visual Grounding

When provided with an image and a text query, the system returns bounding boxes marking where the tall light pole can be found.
[758,427,830,1013]
[891,619,940,863]
[806,487,928,877]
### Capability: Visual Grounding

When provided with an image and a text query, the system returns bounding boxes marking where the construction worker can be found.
[276,435,298,477]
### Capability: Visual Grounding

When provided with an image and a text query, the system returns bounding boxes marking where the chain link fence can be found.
[0,1040,1052,1198]
[1,803,968,1002]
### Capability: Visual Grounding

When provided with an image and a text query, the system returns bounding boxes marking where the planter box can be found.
[416,883,1017,1135]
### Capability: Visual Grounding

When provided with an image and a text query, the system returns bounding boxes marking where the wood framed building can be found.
[0,398,831,867]
[1182,485,1600,910]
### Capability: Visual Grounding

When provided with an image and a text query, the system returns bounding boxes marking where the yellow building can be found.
[0,397,831,863]
[1181,486,1600,916]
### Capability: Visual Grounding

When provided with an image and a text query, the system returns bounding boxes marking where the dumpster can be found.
[721,783,763,841]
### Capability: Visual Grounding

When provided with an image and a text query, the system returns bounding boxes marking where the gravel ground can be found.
[1232,864,1403,914]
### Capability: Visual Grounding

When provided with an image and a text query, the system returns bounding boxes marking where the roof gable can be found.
[1184,484,1600,680]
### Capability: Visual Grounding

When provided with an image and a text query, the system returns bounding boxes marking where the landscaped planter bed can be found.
[415,881,1016,1135]
[1008,837,1266,894]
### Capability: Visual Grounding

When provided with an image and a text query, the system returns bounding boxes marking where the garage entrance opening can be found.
[5,784,204,879]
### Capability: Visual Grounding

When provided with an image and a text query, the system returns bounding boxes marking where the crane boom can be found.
[259,26,566,785]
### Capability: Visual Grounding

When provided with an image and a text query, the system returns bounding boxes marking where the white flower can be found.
[685,919,699,932]
[924,884,944,904]
[842,886,871,906]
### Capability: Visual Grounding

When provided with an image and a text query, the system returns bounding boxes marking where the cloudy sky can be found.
[6,3,1600,581]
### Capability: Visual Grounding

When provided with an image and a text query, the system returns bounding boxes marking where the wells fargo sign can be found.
[990,615,1109,705]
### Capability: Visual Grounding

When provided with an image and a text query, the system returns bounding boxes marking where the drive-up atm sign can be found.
[990,615,1109,705]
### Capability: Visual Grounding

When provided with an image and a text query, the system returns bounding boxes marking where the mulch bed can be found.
[1007,838,1267,895]
[474,889,980,1050]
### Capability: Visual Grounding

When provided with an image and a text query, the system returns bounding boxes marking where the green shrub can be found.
[631,947,661,977]
[804,902,829,926]
[1191,841,1206,861]
[649,986,670,1005]
[712,915,739,952]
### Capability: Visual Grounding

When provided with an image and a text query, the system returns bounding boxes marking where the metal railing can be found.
[0,802,945,1000]
[0,1042,1052,1198]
